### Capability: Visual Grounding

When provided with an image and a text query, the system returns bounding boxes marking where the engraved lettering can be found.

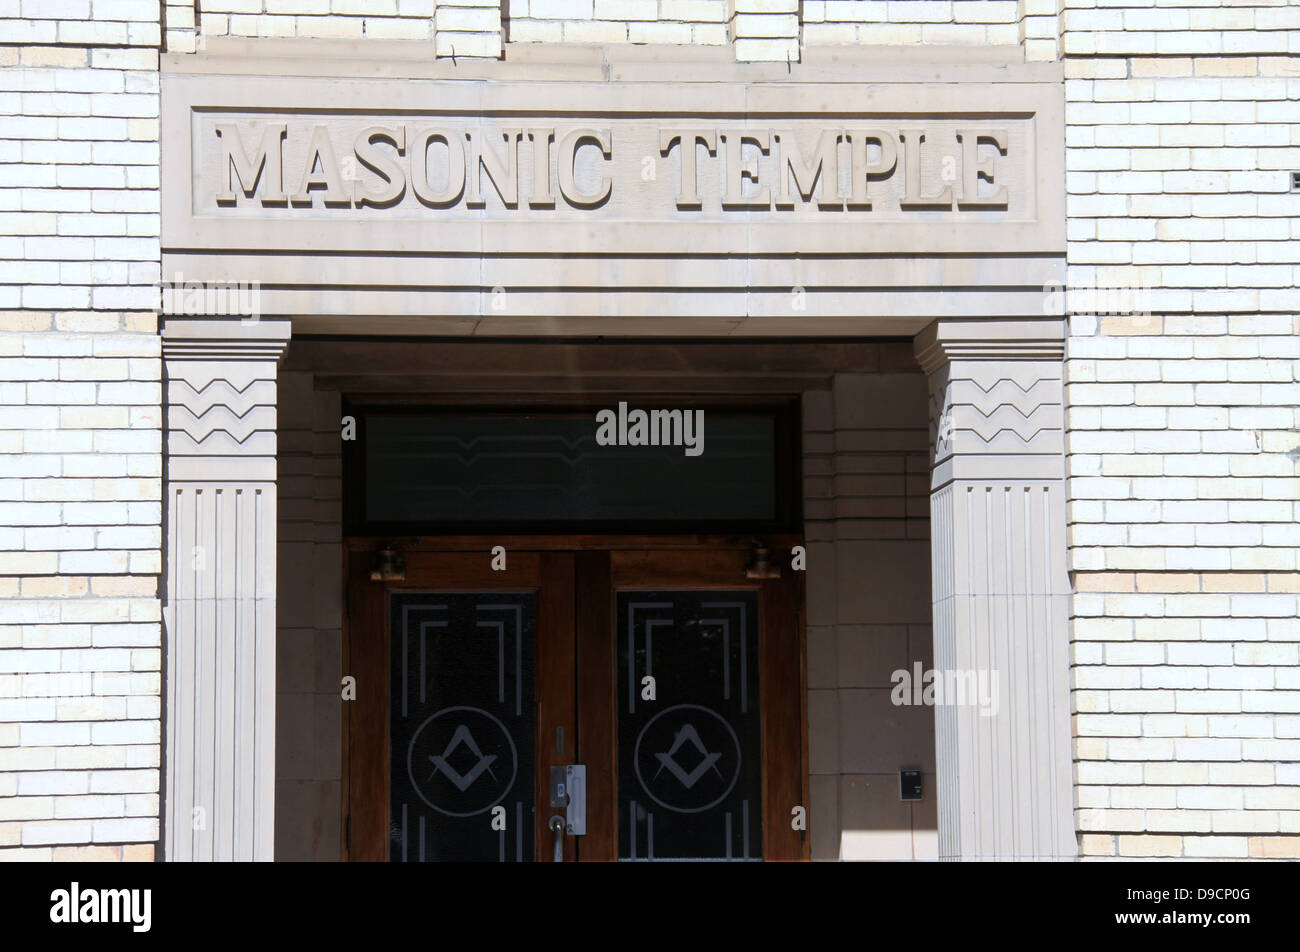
[526,127,555,209]
[957,128,1008,208]
[214,122,287,206]
[203,120,1020,218]
[352,125,406,209]
[291,123,350,207]
[659,129,716,210]
[410,127,465,207]
[557,128,612,208]
[466,128,523,208]
[774,129,842,210]
[720,130,770,209]
[898,128,954,209]
[845,128,898,209]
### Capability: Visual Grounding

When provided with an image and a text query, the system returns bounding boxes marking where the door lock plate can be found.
[549,765,569,808]
[549,764,586,835]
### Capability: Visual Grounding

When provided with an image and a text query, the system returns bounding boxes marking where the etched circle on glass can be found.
[633,703,742,814]
[406,705,518,818]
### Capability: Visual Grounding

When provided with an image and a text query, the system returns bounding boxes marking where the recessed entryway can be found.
[272,337,942,862]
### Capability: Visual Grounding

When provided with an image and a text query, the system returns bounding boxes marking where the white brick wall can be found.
[506,0,727,47]
[804,0,1030,51]
[192,0,506,48]
[0,0,162,48]
[1063,2,1300,860]
[178,1,1061,61]
[0,17,162,861]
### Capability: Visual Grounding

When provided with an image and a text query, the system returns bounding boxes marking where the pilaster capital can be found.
[913,318,1067,486]
[913,317,1066,375]
[162,318,292,480]
[161,317,292,362]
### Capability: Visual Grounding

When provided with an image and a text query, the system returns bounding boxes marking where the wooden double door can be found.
[344,539,806,862]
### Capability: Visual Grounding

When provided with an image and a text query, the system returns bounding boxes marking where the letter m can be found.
[215,123,287,205]
[777,130,842,209]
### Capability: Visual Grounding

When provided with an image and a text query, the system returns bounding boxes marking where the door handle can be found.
[548,815,564,862]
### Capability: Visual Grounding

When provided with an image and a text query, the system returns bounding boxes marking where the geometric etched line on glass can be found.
[400,603,447,718]
[701,600,749,712]
[626,601,671,714]
[722,802,754,861]
[628,800,656,861]
[476,602,524,716]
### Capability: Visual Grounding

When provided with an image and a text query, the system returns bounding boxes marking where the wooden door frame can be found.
[342,534,807,862]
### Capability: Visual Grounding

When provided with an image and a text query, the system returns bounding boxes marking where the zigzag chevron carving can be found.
[171,420,275,448]
[962,370,1061,393]
[928,359,1064,460]
[964,405,1061,445]
[169,430,278,456]
[168,378,272,418]
[173,376,265,397]
[169,379,274,414]
[951,379,1061,417]
[168,371,277,454]
[170,405,277,445]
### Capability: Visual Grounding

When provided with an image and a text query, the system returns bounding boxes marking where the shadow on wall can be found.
[274,370,344,862]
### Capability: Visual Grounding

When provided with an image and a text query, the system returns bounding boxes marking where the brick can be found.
[91,817,157,844]
[661,0,728,21]
[1251,836,1300,858]
[527,0,591,16]
[1135,573,1198,593]
[21,821,92,846]
[1117,834,1181,857]
[51,844,122,861]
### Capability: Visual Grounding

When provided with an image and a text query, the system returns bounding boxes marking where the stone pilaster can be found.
[914,317,1075,861]
[161,318,291,861]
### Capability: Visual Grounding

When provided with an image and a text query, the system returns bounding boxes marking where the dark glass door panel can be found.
[615,591,762,861]
[389,592,536,862]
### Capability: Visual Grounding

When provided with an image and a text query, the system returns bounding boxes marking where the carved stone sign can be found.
[160,65,1064,328]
